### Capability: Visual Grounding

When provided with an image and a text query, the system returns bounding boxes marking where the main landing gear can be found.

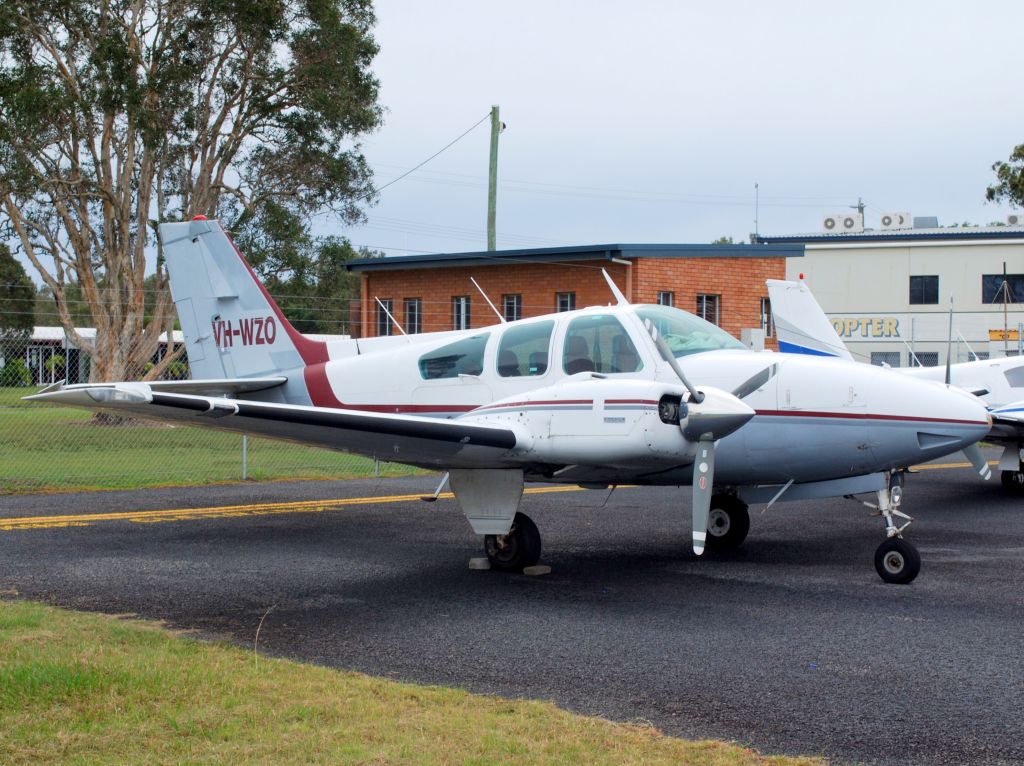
[1001,468,1024,495]
[484,512,542,572]
[705,494,750,550]
[868,472,920,584]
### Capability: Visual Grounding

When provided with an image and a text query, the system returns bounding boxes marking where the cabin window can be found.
[496,320,554,377]
[502,294,522,322]
[562,315,642,375]
[635,304,746,358]
[418,333,490,380]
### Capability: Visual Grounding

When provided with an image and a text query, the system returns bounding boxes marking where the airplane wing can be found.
[25,384,521,469]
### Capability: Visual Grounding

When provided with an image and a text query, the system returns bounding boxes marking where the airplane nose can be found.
[895,378,991,461]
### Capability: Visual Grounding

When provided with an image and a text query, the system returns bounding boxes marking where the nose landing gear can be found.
[869,472,920,584]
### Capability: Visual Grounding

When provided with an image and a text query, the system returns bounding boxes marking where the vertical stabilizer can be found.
[766,279,853,360]
[161,218,327,403]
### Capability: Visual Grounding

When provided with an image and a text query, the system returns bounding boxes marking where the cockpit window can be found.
[562,315,643,374]
[497,321,553,377]
[635,304,746,357]
[418,333,490,379]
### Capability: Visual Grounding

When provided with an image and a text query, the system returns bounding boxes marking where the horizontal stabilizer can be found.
[26,377,288,400]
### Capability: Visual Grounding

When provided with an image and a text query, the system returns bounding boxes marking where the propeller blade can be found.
[731,363,778,400]
[691,436,715,555]
[962,442,992,480]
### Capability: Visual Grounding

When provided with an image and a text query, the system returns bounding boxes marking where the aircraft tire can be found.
[1000,469,1024,494]
[704,495,750,550]
[874,537,920,584]
[484,512,542,572]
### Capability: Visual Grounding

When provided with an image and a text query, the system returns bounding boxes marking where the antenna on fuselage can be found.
[601,269,629,306]
[470,277,506,323]
[374,297,406,335]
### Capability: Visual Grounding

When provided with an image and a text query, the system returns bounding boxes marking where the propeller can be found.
[641,317,756,554]
[962,442,992,480]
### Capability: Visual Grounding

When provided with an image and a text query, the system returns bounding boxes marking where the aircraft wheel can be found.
[704,494,750,550]
[1000,469,1024,494]
[484,512,542,572]
[874,537,920,584]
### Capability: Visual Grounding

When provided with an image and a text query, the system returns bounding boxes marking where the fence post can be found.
[242,434,248,480]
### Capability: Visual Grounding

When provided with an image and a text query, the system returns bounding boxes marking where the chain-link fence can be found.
[0,312,419,495]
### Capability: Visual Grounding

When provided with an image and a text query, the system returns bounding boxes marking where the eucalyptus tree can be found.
[0,0,381,381]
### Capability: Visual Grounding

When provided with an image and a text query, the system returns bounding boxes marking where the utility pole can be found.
[487,105,502,251]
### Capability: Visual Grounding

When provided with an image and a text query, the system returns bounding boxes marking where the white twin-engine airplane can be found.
[766,277,1024,494]
[28,219,992,584]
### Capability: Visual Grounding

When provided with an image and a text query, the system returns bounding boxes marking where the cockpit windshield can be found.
[634,304,747,357]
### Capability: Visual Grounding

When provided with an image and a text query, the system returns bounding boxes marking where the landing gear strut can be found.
[871,472,920,584]
[484,512,542,572]
[705,494,750,550]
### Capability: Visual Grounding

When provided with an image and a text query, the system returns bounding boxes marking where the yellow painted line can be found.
[912,459,999,472]
[0,485,584,532]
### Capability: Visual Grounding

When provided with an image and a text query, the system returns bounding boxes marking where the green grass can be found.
[0,387,423,493]
[0,600,826,765]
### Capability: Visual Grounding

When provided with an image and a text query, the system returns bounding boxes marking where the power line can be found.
[363,114,490,201]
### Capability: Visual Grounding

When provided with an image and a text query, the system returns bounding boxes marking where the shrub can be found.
[0,358,32,387]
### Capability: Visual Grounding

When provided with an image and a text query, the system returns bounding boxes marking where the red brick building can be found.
[345,243,802,345]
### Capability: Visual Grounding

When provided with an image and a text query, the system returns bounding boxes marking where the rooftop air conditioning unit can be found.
[827,211,860,233]
[880,211,912,230]
[822,213,864,233]
[1009,213,1024,226]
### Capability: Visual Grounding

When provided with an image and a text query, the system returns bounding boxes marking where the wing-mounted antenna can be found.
[374,297,406,335]
[470,277,506,323]
[601,269,629,306]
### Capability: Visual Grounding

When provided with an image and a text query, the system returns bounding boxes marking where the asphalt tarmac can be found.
[1,458,1022,765]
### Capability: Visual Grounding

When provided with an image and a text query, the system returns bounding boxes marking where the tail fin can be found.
[161,218,328,382]
[765,278,853,360]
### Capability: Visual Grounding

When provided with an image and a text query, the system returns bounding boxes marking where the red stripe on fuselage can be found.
[754,409,987,426]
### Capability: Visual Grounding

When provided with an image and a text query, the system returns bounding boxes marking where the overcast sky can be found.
[341,0,1024,255]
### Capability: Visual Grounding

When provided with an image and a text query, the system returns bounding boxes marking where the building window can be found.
[696,294,720,325]
[404,298,422,334]
[656,291,674,307]
[982,274,1024,304]
[871,351,901,368]
[375,299,394,337]
[452,296,471,330]
[556,292,576,312]
[909,275,939,305]
[760,297,774,338]
[910,352,939,367]
[502,294,522,322]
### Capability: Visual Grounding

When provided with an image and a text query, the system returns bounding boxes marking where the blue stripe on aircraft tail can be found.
[777,340,837,357]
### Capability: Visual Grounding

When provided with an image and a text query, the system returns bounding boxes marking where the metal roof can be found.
[346,242,802,272]
[758,225,1024,245]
